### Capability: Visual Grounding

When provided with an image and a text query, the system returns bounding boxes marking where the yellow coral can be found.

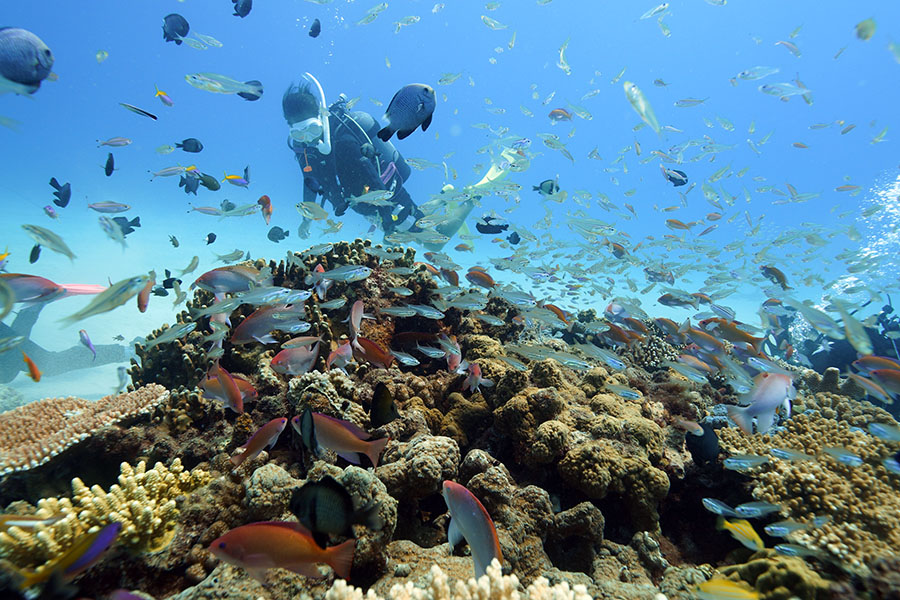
[0,459,209,568]
[324,559,592,600]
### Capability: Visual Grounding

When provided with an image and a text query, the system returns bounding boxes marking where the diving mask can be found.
[290,117,325,144]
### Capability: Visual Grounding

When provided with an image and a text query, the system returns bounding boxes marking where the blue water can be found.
[2,0,899,401]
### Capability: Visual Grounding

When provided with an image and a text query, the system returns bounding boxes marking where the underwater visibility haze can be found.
[0,1,900,599]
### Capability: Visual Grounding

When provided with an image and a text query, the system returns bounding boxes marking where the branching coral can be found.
[0,459,210,569]
[325,559,592,600]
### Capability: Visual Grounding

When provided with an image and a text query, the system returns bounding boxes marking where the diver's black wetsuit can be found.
[290,100,421,233]
[0,304,130,384]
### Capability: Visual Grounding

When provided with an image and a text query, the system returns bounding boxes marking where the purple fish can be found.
[43,205,58,219]
[15,522,121,589]
[78,329,96,360]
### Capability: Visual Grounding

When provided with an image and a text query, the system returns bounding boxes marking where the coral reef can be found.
[327,559,592,600]
[719,550,835,600]
[0,458,210,568]
[0,384,168,476]
[797,367,865,399]
[718,401,900,573]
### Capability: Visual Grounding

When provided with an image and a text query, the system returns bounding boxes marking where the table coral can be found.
[0,458,210,569]
[0,384,168,476]
[718,404,900,573]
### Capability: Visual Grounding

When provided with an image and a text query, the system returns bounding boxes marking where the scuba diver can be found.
[283,73,423,236]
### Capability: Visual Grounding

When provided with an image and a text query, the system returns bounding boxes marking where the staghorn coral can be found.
[0,459,210,569]
[718,406,900,573]
[326,559,592,600]
[0,384,168,476]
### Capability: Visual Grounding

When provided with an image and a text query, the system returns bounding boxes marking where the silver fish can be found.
[60,274,150,324]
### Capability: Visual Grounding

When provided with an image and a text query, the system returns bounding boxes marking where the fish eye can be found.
[218,542,226,548]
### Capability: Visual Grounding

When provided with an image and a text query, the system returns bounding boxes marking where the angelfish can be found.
[442,480,503,577]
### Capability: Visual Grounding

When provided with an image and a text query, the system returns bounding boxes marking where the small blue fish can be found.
[605,384,642,400]
[734,501,782,519]
[390,349,420,366]
[820,446,863,467]
[322,264,372,283]
[764,520,810,537]
[769,447,815,461]
[701,498,740,518]
[774,543,823,559]
[78,329,96,361]
[868,422,900,442]
[723,454,770,471]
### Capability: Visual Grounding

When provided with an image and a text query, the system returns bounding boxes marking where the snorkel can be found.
[287,73,332,155]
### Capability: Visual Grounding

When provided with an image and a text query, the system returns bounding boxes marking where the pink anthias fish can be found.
[191,265,272,294]
[462,362,494,393]
[271,342,320,376]
[231,305,306,345]
[200,368,256,413]
[442,480,503,578]
[231,417,288,467]
[326,341,353,370]
[304,264,332,300]
[209,521,354,582]
[291,412,389,467]
[345,300,374,350]
[211,363,248,414]
[0,273,107,304]
[726,372,796,434]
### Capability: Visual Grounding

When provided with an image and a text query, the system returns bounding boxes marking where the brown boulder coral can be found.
[558,439,670,532]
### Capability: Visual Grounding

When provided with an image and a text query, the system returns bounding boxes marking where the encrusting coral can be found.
[0,384,168,476]
[0,458,210,569]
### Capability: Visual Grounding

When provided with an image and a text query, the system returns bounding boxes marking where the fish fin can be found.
[246,567,269,583]
[447,517,464,547]
[336,451,362,464]
[421,113,433,132]
[715,515,726,531]
[285,561,324,579]
[253,334,278,344]
[365,436,389,468]
[229,450,247,466]
[356,499,385,531]
[377,126,393,142]
[756,409,776,434]
[726,405,754,434]
[326,538,356,580]
[481,378,494,388]
[396,128,413,141]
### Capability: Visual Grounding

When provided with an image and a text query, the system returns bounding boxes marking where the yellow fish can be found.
[695,579,759,600]
[717,517,764,551]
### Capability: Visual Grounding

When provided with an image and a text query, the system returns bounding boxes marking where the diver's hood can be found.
[288,72,331,154]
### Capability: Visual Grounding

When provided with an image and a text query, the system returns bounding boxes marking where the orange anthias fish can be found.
[465,269,495,289]
[443,481,502,578]
[353,337,394,369]
[292,411,389,468]
[231,417,288,467]
[22,351,41,382]
[257,195,273,225]
[548,108,573,122]
[209,521,355,582]
[137,274,155,313]
[213,363,245,414]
